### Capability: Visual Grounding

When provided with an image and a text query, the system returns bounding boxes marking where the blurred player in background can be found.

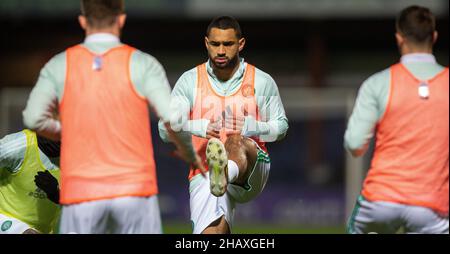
[0,130,60,234]
[345,5,448,234]
[159,16,288,234]
[23,0,204,234]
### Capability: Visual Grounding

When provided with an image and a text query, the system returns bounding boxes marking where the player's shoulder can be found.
[178,65,199,82]
[251,64,273,79]
[249,64,278,91]
[250,64,275,81]
[132,49,156,60]
[52,51,67,61]
[362,66,391,87]
[131,49,164,67]
[0,131,26,146]
[44,51,67,69]
[0,131,27,158]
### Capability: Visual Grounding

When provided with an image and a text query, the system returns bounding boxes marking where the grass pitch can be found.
[163,221,345,234]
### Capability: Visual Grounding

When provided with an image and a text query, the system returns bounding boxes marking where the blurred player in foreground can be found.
[345,5,448,234]
[23,0,203,234]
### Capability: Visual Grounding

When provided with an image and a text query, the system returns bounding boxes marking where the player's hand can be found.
[206,120,221,139]
[172,151,207,178]
[191,154,207,178]
[225,115,245,135]
[34,170,60,204]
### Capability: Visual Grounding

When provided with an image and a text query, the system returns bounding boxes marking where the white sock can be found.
[227,160,239,183]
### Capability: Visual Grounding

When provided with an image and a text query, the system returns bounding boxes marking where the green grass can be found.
[163,221,345,234]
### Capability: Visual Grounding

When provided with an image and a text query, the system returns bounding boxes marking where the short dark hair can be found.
[396,5,436,45]
[81,0,125,29]
[206,16,242,39]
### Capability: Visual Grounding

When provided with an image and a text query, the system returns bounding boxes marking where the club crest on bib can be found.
[241,84,253,98]
[1,221,12,231]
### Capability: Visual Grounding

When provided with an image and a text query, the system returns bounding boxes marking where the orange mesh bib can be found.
[188,63,266,179]
[362,63,449,215]
[60,45,157,204]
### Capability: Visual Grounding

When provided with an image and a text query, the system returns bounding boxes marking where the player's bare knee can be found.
[225,134,243,147]
[242,138,257,160]
[242,138,257,151]
[22,228,40,234]
[202,216,230,234]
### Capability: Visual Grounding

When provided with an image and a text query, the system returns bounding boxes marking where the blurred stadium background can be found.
[0,0,448,234]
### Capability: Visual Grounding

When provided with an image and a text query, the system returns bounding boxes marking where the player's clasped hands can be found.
[225,115,244,136]
[206,120,222,139]
[206,116,245,140]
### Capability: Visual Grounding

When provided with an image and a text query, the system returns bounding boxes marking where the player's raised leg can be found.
[206,135,257,197]
[203,135,257,234]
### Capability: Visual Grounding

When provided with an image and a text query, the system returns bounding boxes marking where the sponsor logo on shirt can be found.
[28,187,47,199]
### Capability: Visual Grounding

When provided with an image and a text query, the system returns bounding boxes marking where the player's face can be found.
[205,28,245,70]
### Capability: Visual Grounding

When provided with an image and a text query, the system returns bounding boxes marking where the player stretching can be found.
[159,16,288,234]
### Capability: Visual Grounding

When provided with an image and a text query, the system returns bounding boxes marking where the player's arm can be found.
[22,54,64,141]
[158,71,216,140]
[157,74,193,143]
[234,74,289,142]
[0,132,27,175]
[132,52,205,173]
[344,71,388,157]
[133,53,194,144]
